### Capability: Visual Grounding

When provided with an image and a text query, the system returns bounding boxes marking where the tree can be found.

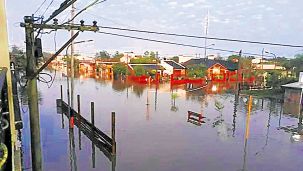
[150,51,156,58]
[187,64,207,78]
[95,50,110,59]
[130,57,159,64]
[291,54,303,77]
[144,51,150,57]
[171,56,179,63]
[266,70,297,89]
[10,46,26,70]
[133,66,146,76]
[227,55,240,62]
[112,63,128,76]
[113,51,124,58]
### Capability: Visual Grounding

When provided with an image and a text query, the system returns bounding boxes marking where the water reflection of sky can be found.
[20,75,303,171]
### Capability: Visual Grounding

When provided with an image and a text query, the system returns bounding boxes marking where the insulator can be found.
[93,21,97,27]
[80,20,85,26]
[53,18,58,25]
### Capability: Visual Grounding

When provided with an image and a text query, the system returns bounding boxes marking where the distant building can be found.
[207,54,220,60]
[120,53,137,63]
[160,60,186,76]
[178,55,195,63]
[183,58,238,81]
[253,64,284,70]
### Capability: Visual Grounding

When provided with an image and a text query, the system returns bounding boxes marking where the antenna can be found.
[204,9,209,59]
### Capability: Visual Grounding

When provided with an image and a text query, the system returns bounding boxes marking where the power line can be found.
[97,31,273,57]
[41,0,55,17]
[74,7,136,29]
[62,0,107,25]
[99,26,303,48]
[33,0,48,15]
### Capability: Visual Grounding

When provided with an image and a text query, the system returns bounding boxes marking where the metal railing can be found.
[0,67,9,170]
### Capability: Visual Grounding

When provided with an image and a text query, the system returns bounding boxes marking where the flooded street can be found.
[20,73,303,171]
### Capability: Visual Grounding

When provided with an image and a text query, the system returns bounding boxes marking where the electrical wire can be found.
[62,0,107,25]
[97,31,273,57]
[41,0,55,17]
[33,0,48,15]
[47,31,58,88]
[99,25,303,48]
[74,7,136,29]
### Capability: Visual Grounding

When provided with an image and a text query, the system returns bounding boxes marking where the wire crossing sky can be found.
[6,0,303,57]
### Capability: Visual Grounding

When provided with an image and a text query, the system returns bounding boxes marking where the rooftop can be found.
[183,58,238,70]
[163,60,186,69]
[129,64,165,71]
[282,82,303,90]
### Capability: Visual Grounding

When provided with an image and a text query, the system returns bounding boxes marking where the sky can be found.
[5,0,303,58]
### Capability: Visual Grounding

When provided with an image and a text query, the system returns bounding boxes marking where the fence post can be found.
[60,85,63,101]
[111,112,116,155]
[77,95,81,150]
[91,102,95,126]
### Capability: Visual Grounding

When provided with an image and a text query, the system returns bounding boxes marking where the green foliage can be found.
[112,63,128,75]
[187,64,207,78]
[95,50,110,59]
[227,55,240,62]
[113,51,124,58]
[150,51,156,58]
[171,56,179,63]
[144,51,150,57]
[130,57,158,64]
[133,66,146,76]
[62,56,80,71]
[266,70,297,89]
[291,54,303,77]
[10,46,26,69]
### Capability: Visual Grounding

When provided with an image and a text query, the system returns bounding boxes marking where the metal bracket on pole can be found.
[20,23,99,32]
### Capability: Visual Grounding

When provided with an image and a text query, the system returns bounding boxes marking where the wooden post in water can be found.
[60,85,64,129]
[91,102,95,125]
[60,85,63,100]
[90,102,95,168]
[111,112,116,155]
[77,95,81,150]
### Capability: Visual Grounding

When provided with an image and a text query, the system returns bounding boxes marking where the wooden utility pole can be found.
[70,3,75,111]
[237,50,242,95]
[24,16,43,171]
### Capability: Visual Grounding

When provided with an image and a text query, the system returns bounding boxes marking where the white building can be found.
[178,55,195,63]
[160,60,186,76]
[120,53,137,63]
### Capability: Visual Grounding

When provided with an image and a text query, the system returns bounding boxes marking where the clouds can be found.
[5,0,303,57]
[182,3,195,8]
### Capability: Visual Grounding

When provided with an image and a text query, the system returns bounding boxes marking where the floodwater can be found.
[20,72,303,171]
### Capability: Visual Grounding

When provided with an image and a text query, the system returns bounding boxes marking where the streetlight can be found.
[65,39,93,119]
[265,51,277,70]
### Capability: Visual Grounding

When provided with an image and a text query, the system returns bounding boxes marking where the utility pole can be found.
[70,3,75,113]
[237,50,242,95]
[24,16,43,171]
